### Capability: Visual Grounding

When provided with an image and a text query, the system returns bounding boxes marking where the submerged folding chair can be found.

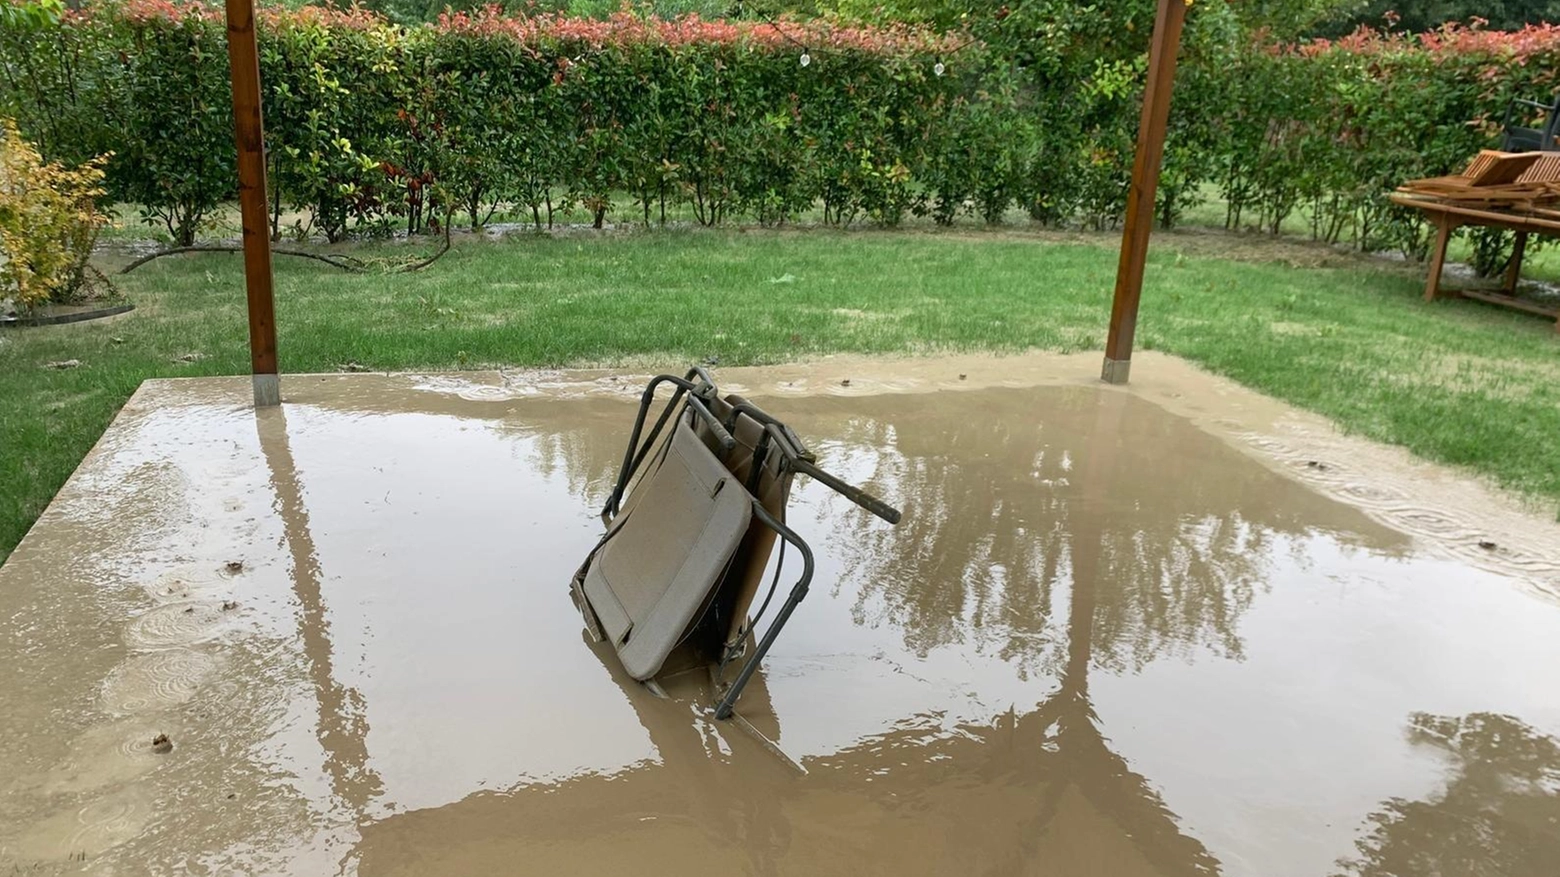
[571,367,901,719]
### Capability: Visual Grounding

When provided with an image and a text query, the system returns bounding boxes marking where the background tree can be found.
[1316,0,1560,37]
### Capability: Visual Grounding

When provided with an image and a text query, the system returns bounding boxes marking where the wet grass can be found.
[3,226,1559,564]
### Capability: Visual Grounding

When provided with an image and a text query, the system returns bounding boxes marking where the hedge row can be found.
[1,1,1552,266]
[5,2,991,242]
[1209,24,1560,267]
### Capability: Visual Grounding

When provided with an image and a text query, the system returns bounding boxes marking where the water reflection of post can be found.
[1036,390,1220,875]
[254,407,385,824]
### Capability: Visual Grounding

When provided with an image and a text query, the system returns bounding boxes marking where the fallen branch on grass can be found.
[118,231,453,275]
[118,245,366,274]
[396,215,452,273]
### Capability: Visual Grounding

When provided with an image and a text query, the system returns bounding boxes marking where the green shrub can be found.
[1,0,1550,262]
[2,3,971,236]
[1212,24,1557,266]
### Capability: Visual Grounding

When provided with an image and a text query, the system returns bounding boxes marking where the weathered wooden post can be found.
[1101,0,1188,385]
[223,0,279,406]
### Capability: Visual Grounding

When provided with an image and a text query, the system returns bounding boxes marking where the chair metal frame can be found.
[1500,93,1560,153]
[590,367,900,719]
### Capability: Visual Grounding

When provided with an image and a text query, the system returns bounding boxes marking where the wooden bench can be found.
[1391,164,1560,333]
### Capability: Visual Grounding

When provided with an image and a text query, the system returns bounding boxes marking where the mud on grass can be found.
[3,227,1559,563]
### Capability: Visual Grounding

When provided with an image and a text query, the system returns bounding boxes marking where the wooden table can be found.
[1389,192,1560,332]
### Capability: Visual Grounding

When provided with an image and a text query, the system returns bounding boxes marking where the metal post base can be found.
[253,373,281,407]
[1100,357,1131,385]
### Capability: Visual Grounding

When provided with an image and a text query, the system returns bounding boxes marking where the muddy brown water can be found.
[2,355,1558,876]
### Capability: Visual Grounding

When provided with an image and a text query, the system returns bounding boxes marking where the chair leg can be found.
[1505,231,1529,295]
[714,504,813,720]
[1424,218,1456,302]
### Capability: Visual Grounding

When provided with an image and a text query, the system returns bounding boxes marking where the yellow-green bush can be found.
[0,119,111,309]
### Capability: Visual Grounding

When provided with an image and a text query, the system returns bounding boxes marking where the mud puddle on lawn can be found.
[1,357,1558,876]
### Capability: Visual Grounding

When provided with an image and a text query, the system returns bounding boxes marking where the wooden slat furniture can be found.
[1390,194,1559,332]
[1391,151,1560,332]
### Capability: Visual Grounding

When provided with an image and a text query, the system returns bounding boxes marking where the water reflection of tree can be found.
[801,387,1402,678]
[352,616,1225,876]
[1335,713,1560,877]
[492,383,1403,681]
[802,483,1225,876]
[308,381,1412,875]
[302,382,1378,683]
[291,387,637,505]
[509,399,636,501]
[305,385,1308,874]
[798,394,1232,876]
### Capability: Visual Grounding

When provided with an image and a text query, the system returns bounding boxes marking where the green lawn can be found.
[3,226,1558,564]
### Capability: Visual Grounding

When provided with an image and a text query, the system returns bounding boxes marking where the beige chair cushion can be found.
[582,418,752,680]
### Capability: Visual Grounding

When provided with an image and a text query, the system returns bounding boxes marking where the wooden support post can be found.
[1504,231,1529,295]
[224,0,279,407]
[1101,0,1187,385]
[1424,218,1456,303]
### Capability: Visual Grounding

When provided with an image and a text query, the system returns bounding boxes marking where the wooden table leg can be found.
[1425,218,1456,302]
[1504,230,1529,295]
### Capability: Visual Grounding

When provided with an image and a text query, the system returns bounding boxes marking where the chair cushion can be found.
[582,418,752,680]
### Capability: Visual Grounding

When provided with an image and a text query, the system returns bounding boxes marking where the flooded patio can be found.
[2,352,1558,876]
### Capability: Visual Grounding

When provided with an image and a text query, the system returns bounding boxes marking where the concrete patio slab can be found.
[2,352,1557,876]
